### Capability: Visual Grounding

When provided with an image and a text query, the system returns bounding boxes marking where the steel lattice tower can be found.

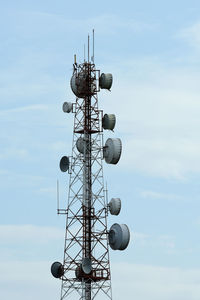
[51,32,130,300]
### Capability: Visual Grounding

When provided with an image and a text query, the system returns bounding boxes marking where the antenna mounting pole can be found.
[88,34,89,63]
[92,29,94,63]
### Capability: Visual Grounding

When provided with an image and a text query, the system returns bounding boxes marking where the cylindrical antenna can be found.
[74,54,77,64]
[88,34,90,63]
[84,44,85,62]
[92,29,94,63]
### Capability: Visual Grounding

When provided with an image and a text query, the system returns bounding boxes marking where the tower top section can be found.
[70,30,113,100]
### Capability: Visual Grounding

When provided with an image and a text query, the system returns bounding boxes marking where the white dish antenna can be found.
[104,138,122,164]
[109,223,130,250]
[102,114,116,131]
[70,73,85,98]
[99,73,113,90]
[109,198,121,215]
[76,137,84,154]
[63,102,72,113]
[71,72,96,98]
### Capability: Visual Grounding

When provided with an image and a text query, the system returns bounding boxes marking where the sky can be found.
[1,0,200,299]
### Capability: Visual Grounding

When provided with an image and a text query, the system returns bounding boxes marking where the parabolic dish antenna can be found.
[102,114,116,131]
[51,261,64,278]
[70,72,96,98]
[108,198,121,215]
[99,73,113,90]
[60,156,70,172]
[104,138,122,164]
[70,73,85,98]
[109,223,130,250]
[82,257,92,274]
[76,137,84,154]
[63,102,72,113]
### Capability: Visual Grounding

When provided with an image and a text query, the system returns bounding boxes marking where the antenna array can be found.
[51,31,130,300]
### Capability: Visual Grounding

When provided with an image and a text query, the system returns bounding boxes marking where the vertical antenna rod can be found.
[92,29,94,63]
[88,34,90,63]
[84,44,85,62]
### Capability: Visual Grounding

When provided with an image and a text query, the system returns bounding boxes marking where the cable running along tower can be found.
[51,32,130,300]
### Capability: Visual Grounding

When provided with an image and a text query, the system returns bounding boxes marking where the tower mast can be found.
[51,32,130,300]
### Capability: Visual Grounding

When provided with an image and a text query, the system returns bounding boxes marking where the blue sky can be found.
[1,0,200,299]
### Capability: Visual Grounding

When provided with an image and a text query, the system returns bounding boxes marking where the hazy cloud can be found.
[0,260,200,300]
[102,60,200,179]
[178,21,200,49]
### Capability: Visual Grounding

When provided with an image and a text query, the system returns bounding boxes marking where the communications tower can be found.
[51,32,130,300]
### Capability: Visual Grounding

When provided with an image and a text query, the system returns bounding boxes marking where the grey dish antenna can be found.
[51,261,64,278]
[75,258,92,279]
[51,32,131,300]
[99,73,113,90]
[70,73,85,98]
[76,137,84,154]
[109,223,130,250]
[102,114,116,131]
[60,156,70,172]
[104,138,122,164]
[109,198,121,215]
[63,102,72,113]
[70,72,96,98]
[82,257,92,274]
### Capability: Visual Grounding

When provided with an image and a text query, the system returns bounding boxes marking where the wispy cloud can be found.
[0,259,199,300]
[0,260,60,300]
[0,104,48,114]
[8,11,156,37]
[101,59,200,179]
[178,21,200,49]
[112,262,200,300]
[134,232,175,251]
[0,224,63,244]
[140,190,183,202]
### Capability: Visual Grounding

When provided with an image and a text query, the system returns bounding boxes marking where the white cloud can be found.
[112,263,200,300]
[140,190,183,201]
[0,104,48,114]
[134,232,175,251]
[0,147,29,160]
[0,224,175,257]
[0,224,198,299]
[0,260,200,300]
[3,57,200,181]
[0,170,47,189]
[2,15,200,183]
[0,261,60,300]
[0,224,63,245]
[101,60,200,179]
[178,21,200,49]
[2,58,200,180]
[11,11,155,37]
